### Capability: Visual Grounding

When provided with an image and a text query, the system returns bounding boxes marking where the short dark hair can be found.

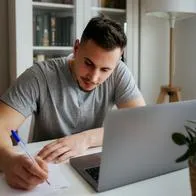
[80,15,127,51]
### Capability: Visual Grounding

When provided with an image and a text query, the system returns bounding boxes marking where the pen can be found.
[11,130,50,186]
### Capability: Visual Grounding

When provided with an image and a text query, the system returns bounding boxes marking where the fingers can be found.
[5,155,48,190]
[54,150,78,163]
[23,156,48,180]
[37,135,88,163]
[38,143,78,163]
[18,167,45,187]
[37,139,65,160]
[35,156,48,173]
[7,174,34,190]
[41,145,70,162]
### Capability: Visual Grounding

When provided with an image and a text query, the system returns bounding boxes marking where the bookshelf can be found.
[8,0,140,84]
[32,0,128,62]
[32,1,75,62]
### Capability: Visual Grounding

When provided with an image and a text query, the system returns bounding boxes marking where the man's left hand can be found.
[37,133,89,163]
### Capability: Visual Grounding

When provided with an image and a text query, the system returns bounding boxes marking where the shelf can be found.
[91,7,125,14]
[91,7,126,23]
[32,2,74,10]
[91,6,126,22]
[33,46,72,50]
[33,46,73,55]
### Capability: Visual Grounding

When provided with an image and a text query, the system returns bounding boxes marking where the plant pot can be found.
[189,160,196,196]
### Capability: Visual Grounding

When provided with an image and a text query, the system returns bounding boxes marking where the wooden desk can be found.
[0,140,191,196]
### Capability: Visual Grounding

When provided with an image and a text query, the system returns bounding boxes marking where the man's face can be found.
[72,39,122,92]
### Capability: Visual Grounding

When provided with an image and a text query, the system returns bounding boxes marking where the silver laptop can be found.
[70,100,196,192]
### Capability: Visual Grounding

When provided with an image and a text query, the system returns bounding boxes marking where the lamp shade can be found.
[145,0,196,20]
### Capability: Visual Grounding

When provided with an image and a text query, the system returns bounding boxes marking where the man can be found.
[0,16,145,190]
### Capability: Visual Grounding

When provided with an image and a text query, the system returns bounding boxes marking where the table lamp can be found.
[144,0,196,103]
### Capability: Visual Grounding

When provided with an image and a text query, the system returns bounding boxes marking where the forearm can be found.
[0,102,26,171]
[0,130,16,171]
[81,127,104,148]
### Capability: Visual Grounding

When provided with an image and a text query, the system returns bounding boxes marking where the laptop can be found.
[70,100,196,192]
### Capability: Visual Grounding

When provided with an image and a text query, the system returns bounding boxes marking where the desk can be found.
[0,140,191,196]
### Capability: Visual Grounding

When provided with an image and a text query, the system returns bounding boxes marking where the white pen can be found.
[11,130,50,186]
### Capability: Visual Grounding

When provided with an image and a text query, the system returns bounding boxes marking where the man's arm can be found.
[0,102,48,190]
[38,96,146,163]
[116,96,146,109]
[0,101,25,169]
[38,127,104,163]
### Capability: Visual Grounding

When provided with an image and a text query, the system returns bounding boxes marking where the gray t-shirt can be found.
[0,56,142,142]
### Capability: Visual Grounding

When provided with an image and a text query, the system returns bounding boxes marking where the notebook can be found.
[0,163,70,196]
[70,100,196,192]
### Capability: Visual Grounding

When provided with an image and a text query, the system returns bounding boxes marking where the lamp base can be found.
[157,85,181,104]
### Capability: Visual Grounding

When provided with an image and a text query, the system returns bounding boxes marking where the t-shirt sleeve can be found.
[0,67,45,117]
[113,61,143,105]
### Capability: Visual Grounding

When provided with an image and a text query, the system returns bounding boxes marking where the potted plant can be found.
[172,120,196,195]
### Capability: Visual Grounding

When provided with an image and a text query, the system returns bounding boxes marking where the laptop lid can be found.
[70,100,196,192]
[97,100,196,192]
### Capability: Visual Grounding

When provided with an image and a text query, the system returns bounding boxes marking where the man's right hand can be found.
[0,102,48,190]
[3,154,48,190]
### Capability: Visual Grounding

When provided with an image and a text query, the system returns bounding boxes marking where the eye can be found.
[85,60,92,66]
[101,68,110,72]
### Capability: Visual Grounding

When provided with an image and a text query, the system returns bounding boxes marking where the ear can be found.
[73,39,80,57]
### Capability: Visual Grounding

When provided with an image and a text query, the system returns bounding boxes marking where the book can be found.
[42,14,50,46]
[62,16,73,46]
[61,0,73,4]
[36,14,44,46]
[33,14,36,46]
[56,16,62,46]
[50,13,56,46]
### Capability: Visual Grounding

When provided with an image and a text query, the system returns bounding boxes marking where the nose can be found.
[89,69,100,84]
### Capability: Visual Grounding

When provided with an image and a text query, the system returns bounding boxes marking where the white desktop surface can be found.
[0,140,191,196]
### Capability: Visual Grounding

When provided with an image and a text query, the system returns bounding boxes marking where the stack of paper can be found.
[0,163,70,196]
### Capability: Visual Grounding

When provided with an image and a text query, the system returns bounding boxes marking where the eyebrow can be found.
[84,57,112,70]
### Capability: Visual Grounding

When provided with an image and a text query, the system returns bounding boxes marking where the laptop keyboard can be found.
[85,166,100,182]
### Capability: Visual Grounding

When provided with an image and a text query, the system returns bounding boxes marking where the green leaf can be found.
[186,130,194,143]
[172,133,187,145]
[185,125,196,136]
[176,149,190,162]
[187,120,196,125]
[186,137,191,145]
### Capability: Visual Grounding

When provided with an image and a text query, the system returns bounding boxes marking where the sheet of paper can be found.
[0,163,70,196]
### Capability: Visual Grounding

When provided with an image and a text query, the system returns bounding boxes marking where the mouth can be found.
[81,77,97,90]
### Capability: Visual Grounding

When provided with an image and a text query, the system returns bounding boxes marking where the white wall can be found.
[140,1,169,104]
[8,0,33,83]
[175,16,196,101]
[140,1,196,104]
[0,0,9,95]
[0,0,33,142]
